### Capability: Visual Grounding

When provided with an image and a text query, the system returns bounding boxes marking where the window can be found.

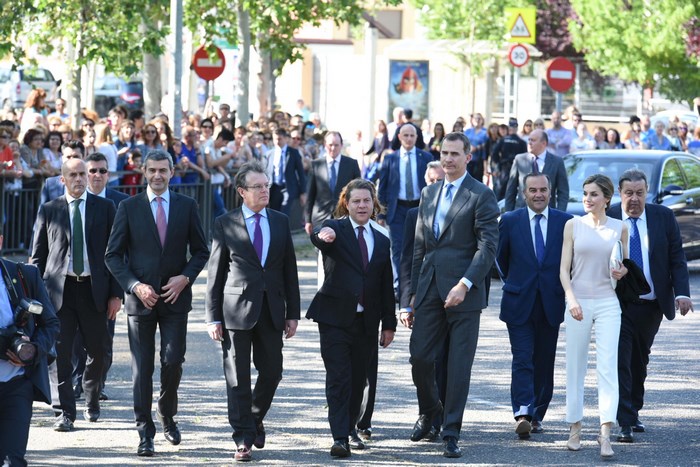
[679,158,700,188]
[661,159,685,189]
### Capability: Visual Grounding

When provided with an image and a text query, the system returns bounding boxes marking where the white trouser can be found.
[565,296,621,425]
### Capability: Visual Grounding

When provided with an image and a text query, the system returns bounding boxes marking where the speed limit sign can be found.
[508,43,530,68]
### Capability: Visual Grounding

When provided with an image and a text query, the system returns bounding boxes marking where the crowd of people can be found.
[0,95,696,465]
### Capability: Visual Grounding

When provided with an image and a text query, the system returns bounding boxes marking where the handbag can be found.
[609,240,623,289]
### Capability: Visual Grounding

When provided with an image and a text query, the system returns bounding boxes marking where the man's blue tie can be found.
[534,214,545,265]
[629,217,643,269]
[433,183,453,239]
[329,159,337,193]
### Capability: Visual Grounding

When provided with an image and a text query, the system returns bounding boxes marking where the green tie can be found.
[72,199,84,276]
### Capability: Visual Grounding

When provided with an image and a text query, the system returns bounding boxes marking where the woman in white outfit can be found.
[559,174,628,459]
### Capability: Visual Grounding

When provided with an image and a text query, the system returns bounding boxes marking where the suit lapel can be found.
[232,208,261,265]
[518,209,538,263]
[264,208,281,266]
[340,218,364,273]
[368,224,387,270]
[140,192,162,249]
[425,183,440,239]
[84,194,96,251]
[59,196,71,248]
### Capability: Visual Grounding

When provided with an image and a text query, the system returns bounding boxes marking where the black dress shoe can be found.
[410,403,443,442]
[330,439,351,458]
[137,437,155,457]
[83,408,100,422]
[349,430,366,450]
[99,390,109,401]
[425,426,440,442]
[253,420,265,449]
[633,420,645,433]
[617,426,634,443]
[157,411,181,445]
[53,415,74,432]
[357,428,372,440]
[531,421,544,434]
[443,436,462,458]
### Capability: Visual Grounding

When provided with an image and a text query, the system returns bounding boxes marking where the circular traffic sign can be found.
[508,43,530,68]
[546,57,576,93]
[192,46,226,81]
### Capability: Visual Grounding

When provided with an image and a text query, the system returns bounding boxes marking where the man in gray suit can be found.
[504,129,569,212]
[206,161,300,463]
[408,132,499,458]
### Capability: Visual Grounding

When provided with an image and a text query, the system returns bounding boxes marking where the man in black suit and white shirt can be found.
[206,161,300,462]
[265,129,306,215]
[31,158,120,431]
[608,168,693,443]
[105,150,209,456]
[504,129,569,212]
[307,179,396,458]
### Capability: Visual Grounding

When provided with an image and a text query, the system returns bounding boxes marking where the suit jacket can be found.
[608,203,690,320]
[31,193,121,313]
[305,156,361,226]
[399,207,419,308]
[106,188,129,207]
[378,147,433,223]
[497,207,572,327]
[265,146,306,200]
[411,175,499,312]
[105,190,209,316]
[306,218,396,333]
[0,259,60,404]
[504,151,569,212]
[206,208,300,331]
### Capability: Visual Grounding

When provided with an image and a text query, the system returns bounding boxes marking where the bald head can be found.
[399,124,417,151]
[61,158,87,198]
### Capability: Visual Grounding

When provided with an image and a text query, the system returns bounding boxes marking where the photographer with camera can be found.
[0,234,60,467]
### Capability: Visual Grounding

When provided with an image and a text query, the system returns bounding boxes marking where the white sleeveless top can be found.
[570,216,623,300]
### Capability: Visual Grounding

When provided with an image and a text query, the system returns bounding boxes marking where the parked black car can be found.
[563,150,700,260]
[94,75,143,117]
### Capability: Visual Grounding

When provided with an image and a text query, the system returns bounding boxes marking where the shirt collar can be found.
[147,187,170,204]
[622,209,647,223]
[444,170,468,191]
[349,217,369,232]
[65,190,88,204]
[531,149,547,158]
[527,206,549,221]
[326,154,339,165]
[88,187,107,198]
[242,203,267,220]
[402,147,415,157]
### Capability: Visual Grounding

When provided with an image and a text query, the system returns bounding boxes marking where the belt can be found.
[66,275,91,283]
[397,199,420,207]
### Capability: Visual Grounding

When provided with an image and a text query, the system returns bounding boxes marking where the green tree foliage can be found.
[0,0,168,77]
[568,0,700,103]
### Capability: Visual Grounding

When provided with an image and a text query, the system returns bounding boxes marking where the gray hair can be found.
[235,160,267,190]
[618,168,648,189]
[143,149,173,169]
[522,172,551,192]
[426,160,442,171]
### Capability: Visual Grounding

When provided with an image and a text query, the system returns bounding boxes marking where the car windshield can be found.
[564,154,657,202]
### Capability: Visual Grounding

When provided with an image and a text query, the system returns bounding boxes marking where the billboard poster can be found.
[388,60,429,121]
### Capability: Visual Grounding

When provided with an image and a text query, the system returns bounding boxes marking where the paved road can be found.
[24,242,700,466]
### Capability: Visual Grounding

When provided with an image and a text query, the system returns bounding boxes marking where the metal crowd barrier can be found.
[1,170,242,256]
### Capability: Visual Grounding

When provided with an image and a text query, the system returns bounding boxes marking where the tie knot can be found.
[254,213,261,221]
[155,196,163,205]
[630,217,638,224]
[535,213,543,222]
[444,183,453,194]
[74,198,82,206]
[357,225,365,234]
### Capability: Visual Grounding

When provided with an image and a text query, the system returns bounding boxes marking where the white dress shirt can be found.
[350,217,374,312]
[398,148,420,201]
[65,190,91,276]
[527,206,549,256]
[147,187,170,223]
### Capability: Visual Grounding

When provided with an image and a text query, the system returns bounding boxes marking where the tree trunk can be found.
[143,53,162,119]
[66,36,82,130]
[236,1,250,126]
[257,50,271,118]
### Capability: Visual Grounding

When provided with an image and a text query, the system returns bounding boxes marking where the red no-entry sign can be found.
[192,46,226,81]
[546,57,576,93]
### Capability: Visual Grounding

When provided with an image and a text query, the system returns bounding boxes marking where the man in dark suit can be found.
[307,179,396,458]
[409,132,499,458]
[608,168,693,443]
[105,150,209,456]
[72,152,129,401]
[497,173,572,439]
[31,158,120,431]
[504,129,569,212]
[378,123,433,283]
[398,161,444,440]
[206,161,300,462]
[265,128,306,215]
[0,235,60,467]
[304,131,361,235]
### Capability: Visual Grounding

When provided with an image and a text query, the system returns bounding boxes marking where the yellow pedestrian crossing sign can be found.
[506,7,536,44]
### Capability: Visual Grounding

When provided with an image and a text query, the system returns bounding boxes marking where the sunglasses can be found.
[145,130,157,134]
[202,125,213,129]
[89,168,108,174]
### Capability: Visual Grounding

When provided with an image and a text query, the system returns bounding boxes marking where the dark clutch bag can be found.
[615,258,651,303]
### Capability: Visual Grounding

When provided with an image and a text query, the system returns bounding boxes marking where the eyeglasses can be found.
[145,130,157,134]
[669,128,678,131]
[202,125,213,130]
[524,123,532,127]
[680,127,688,131]
[88,168,108,174]
[244,183,272,192]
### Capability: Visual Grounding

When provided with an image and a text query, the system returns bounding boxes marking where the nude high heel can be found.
[567,421,582,451]
[598,422,614,458]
